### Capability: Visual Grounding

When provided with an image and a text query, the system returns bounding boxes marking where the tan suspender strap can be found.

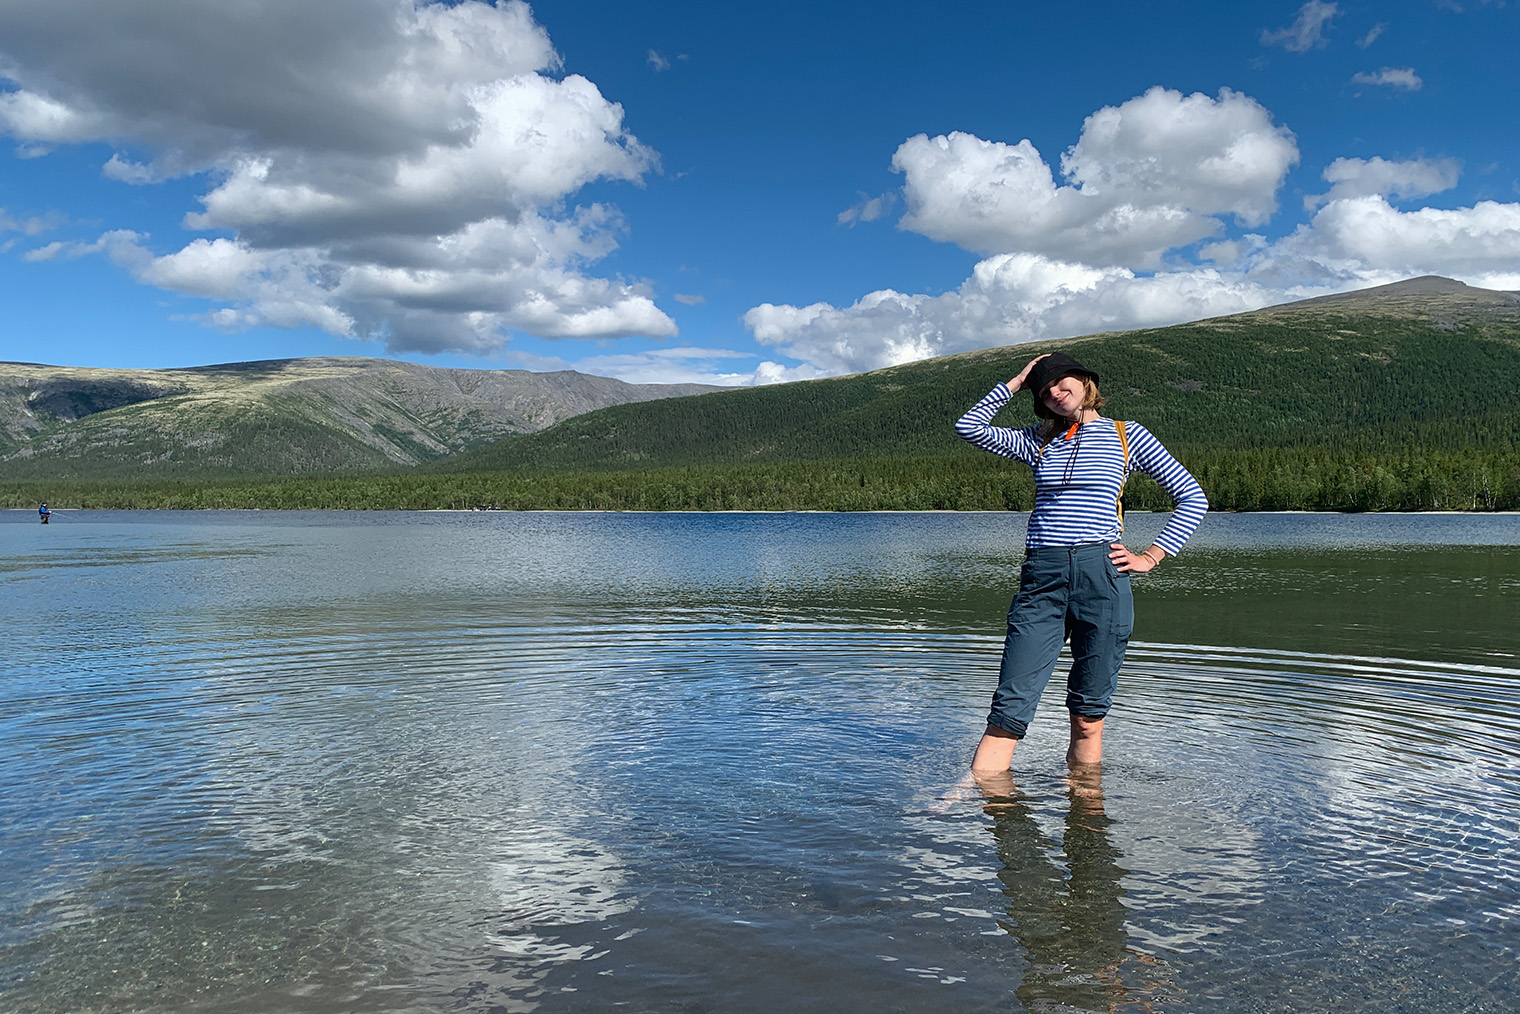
[1115,420,1129,531]
[1038,421,1131,528]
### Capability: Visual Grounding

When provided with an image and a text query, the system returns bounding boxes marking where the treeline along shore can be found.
[4,446,1516,512]
[5,277,1519,512]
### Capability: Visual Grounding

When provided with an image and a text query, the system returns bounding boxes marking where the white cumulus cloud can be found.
[1281,196,1520,284]
[0,89,110,145]
[1198,235,1268,266]
[0,0,677,353]
[1308,156,1461,208]
[744,252,1291,377]
[743,86,1520,382]
[892,87,1298,269]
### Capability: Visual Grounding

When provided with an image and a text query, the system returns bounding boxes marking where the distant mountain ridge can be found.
[431,275,1520,475]
[1270,274,1520,314]
[8,276,1518,491]
[0,357,719,478]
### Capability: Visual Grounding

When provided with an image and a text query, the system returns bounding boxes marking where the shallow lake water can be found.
[2,510,1517,1013]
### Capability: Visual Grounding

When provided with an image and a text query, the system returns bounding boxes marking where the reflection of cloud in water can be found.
[894,822,1007,932]
[183,629,644,1009]
[487,823,633,966]
[1113,802,1266,954]
[1121,641,1520,926]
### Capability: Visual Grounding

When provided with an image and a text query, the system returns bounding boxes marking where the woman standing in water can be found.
[955,352,1208,775]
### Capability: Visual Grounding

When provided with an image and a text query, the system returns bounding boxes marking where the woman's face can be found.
[1041,374,1087,418]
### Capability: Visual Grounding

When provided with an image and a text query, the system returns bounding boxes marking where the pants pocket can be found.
[1106,558,1134,640]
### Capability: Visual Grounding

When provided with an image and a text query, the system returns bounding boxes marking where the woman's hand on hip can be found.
[1110,542,1162,573]
[1008,354,1050,393]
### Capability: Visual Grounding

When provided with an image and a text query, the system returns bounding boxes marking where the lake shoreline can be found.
[9,506,1520,516]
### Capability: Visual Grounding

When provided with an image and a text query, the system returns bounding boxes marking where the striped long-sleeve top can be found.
[955,383,1208,555]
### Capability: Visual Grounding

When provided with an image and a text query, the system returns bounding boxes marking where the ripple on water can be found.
[3,606,1519,1012]
[1119,642,1520,914]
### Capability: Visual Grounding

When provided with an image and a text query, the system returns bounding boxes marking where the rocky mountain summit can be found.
[0,357,720,478]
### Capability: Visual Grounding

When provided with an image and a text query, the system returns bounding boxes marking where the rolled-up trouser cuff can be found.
[985,715,1028,739]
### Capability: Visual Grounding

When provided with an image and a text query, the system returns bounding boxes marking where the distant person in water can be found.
[954,353,1208,776]
[39,503,50,524]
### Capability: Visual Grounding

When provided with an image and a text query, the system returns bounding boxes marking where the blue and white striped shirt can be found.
[955,383,1208,555]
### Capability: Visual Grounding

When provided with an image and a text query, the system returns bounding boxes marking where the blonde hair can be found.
[1036,376,1105,441]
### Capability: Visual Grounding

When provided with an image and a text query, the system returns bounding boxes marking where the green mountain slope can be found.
[434,276,1520,475]
[8,277,1518,512]
[0,357,719,478]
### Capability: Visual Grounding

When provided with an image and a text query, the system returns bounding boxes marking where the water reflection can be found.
[972,769,1170,1013]
[2,511,1519,1013]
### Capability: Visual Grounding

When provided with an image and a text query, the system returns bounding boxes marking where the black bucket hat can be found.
[1026,352,1099,419]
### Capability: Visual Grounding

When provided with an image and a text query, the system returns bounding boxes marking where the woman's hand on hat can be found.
[1008,354,1050,393]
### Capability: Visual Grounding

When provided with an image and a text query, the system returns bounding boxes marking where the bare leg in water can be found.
[1065,714,1104,767]
[972,715,1105,777]
[939,715,1105,808]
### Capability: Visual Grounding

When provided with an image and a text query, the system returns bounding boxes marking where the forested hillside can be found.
[422,276,1520,512]
[8,277,1519,511]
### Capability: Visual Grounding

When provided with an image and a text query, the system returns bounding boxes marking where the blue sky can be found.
[2,0,1517,384]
